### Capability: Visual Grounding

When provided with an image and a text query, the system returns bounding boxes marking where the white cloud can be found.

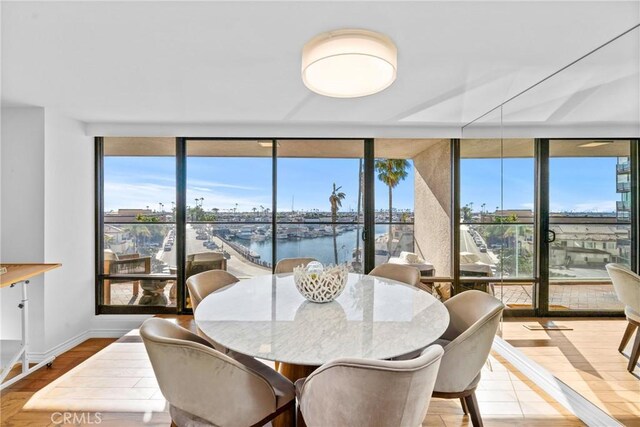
[550,200,617,213]
[103,181,269,212]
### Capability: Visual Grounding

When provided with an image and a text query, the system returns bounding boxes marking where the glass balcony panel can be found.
[104,277,176,307]
[373,223,415,267]
[185,223,272,281]
[460,224,534,279]
[548,223,629,311]
[276,223,366,273]
[103,223,176,276]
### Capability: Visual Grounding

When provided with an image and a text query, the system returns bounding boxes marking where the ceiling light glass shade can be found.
[302,29,397,98]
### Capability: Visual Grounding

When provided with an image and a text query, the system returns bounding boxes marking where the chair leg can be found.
[460,397,469,414]
[463,391,483,427]
[289,403,298,427]
[627,328,640,373]
[296,403,304,427]
[619,321,638,353]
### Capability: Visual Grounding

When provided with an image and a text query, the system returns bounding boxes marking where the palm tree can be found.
[329,183,346,264]
[127,224,150,253]
[374,159,409,259]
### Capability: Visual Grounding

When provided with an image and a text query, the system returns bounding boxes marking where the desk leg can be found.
[20,281,28,374]
[272,363,316,427]
[1,280,55,390]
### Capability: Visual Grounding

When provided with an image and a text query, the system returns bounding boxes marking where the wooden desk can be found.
[0,263,61,390]
[0,263,61,288]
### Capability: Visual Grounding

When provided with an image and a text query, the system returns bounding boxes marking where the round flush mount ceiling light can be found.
[301,29,397,98]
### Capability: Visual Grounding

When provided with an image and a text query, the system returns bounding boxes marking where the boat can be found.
[251,233,266,241]
[236,225,254,240]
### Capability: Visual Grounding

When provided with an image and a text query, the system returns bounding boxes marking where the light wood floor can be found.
[0,315,588,427]
[501,317,640,426]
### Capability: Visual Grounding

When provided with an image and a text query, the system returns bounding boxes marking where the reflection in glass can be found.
[549,140,631,311]
[459,138,535,310]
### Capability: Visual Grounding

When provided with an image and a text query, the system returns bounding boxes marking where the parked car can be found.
[164,244,172,251]
[479,245,487,253]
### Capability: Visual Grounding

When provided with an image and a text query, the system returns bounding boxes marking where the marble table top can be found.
[195,273,450,366]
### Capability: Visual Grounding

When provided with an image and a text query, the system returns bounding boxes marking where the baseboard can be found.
[26,328,132,363]
[493,336,622,427]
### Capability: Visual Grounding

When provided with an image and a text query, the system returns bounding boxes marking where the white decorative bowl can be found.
[293,264,349,303]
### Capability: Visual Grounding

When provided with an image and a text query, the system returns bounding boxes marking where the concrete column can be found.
[413,140,451,277]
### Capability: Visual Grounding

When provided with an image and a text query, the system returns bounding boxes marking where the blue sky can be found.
[460,157,619,213]
[104,156,619,213]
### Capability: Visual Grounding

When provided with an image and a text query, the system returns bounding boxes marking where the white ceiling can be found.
[2,1,639,137]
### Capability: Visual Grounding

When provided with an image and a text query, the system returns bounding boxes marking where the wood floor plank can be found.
[0,316,594,427]
[502,317,639,425]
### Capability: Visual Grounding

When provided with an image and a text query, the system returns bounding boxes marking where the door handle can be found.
[362,229,367,241]
[546,229,556,243]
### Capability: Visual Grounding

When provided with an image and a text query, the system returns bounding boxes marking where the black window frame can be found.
[95,137,638,316]
[96,137,380,314]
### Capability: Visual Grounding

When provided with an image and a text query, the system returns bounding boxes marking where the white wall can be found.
[1,107,46,351]
[1,107,147,361]
[42,110,96,350]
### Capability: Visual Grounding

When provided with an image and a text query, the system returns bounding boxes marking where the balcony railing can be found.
[617,181,631,192]
[616,162,631,174]
[617,200,631,211]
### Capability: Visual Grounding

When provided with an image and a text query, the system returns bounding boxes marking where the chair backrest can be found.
[140,318,278,426]
[435,290,504,393]
[298,345,443,427]
[274,257,318,274]
[606,263,640,312]
[368,263,421,287]
[186,251,227,277]
[186,269,239,311]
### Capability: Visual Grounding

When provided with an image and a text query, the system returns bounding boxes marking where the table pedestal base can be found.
[272,362,317,427]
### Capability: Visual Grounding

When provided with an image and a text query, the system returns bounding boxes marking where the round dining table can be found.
[195,272,449,366]
[195,272,449,427]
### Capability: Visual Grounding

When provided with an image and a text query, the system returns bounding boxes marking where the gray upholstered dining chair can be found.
[295,345,444,427]
[274,257,318,274]
[140,318,295,427]
[606,263,640,372]
[431,290,504,427]
[186,270,239,353]
[187,269,239,311]
[368,263,422,287]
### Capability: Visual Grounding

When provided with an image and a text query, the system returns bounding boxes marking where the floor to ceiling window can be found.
[373,139,452,288]
[185,139,273,276]
[276,140,366,272]
[459,138,536,311]
[98,138,177,312]
[373,141,415,267]
[547,139,631,311]
[96,137,636,315]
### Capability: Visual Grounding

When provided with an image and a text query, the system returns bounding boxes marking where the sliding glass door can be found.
[185,139,273,275]
[276,140,366,272]
[543,139,632,313]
